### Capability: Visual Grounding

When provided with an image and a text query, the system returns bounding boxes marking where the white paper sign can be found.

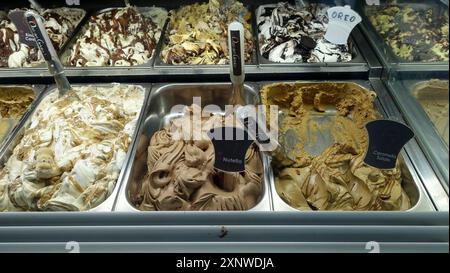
[324,5,362,45]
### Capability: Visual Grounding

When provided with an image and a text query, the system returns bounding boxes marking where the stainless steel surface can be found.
[255,4,366,67]
[388,77,449,191]
[59,7,168,69]
[0,211,448,253]
[0,83,151,212]
[371,78,449,211]
[260,80,437,212]
[114,82,273,212]
[358,0,449,71]
[0,85,46,152]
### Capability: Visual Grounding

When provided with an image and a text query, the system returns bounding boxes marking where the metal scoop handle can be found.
[25,10,71,96]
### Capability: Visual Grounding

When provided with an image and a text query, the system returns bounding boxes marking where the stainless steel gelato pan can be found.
[260,81,436,212]
[255,3,366,66]
[115,82,272,212]
[0,85,46,150]
[0,83,151,212]
[60,6,168,68]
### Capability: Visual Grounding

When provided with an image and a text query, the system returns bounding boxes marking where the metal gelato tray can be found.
[259,81,436,212]
[59,7,168,69]
[0,83,151,212]
[0,7,87,70]
[358,0,449,68]
[0,84,46,151]
[255,3,366,67]
[388,73,449,191]
[114,82,273,212]
[153,5,259,70]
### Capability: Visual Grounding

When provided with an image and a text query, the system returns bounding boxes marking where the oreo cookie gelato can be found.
[257,3,353,63]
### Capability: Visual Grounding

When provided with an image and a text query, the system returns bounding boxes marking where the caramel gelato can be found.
[0,86,35,145]
[412,80,449,145]
[0,84,145,211]
[161,0,254,65]
[261,82,412,211]
[132,105,264,211]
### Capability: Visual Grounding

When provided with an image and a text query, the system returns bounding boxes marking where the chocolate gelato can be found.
[133,105,264,211]
[261,82,412,211]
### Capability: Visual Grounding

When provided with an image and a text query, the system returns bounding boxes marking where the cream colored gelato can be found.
[0,7,85,68]
[0,84,145,211]
[67,6,167,67]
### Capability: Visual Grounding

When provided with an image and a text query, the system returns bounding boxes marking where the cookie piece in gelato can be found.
[0,84,145,211]
[133,105,264,211]
[261,82,412,211]
[412,80,449,145]
[257,3,353,63]
[67,6,167,67]
[0,86,35,145]
[367,4,449,62]
[0,7,85,68]
[161,0,254,65]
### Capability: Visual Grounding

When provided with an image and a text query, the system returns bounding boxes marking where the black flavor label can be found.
[25,13,52,61]
[364,120,414,169]
[8,10,36,48]
[208,127,254,173]
[230,30,242,76]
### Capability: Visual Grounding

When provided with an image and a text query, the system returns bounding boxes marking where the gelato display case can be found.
[0,0,448,253]
[355,0,449,71]
[386,70,449,192]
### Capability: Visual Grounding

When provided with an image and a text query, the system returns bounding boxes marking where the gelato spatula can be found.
[228,21,246,107]
[9,10,72,97]
[28,0,43,11]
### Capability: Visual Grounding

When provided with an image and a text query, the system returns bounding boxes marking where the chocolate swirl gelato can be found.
[67,6,167,67]
[257,3,352,63]
[0,7,85,68]
[134,105,264,211]
[261,82,411,211]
